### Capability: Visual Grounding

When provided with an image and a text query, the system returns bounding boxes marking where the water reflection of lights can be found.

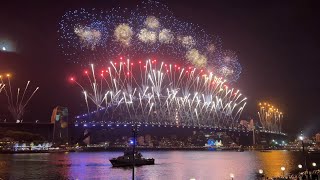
[0,151,317,179]
[256,151,296,177]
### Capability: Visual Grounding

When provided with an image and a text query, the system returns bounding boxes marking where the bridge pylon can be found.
[51,106,69,146]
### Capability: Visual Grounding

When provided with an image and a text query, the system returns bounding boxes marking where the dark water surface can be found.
[0,151,319,180]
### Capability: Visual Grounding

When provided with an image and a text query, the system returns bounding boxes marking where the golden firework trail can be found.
[258,102,283,133]
[71,58,247,128]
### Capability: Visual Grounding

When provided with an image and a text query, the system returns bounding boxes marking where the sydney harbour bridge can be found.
[68,108,286,146]
[0,105,287,147]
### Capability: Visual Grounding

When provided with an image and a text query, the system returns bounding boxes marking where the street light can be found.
[298,164,303,169]
[312,162,316,167]
[258,169,264,180]
[299,135,304,141]
[259,169,263,174]
[230,173,234,180]
[299,135,308,175]
[281,167,285,177]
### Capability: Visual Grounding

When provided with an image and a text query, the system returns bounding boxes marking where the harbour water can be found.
[0,150,319,180]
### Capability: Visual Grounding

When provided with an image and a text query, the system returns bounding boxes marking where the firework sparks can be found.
[185,49,207,68]
[74,25,102,50]
[0,76,5,92]
[207,44,216,53]
[158,29,174,44]
[71,58,246,127]
[219,66,234,77]
[222,50,237,63]
[216,50,242,82]
[144,16,160,29]
[58,1,242,82]
[179,36,195,49]
[114,24,133,46]
[0,84,5,92]
[138,28,157,44]
[258,102,283,133]
[0,75,39,121]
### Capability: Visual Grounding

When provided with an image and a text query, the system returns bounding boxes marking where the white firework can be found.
[186,49,207,68]
[114,24,133,46]
[0,77,39,121]
[224,56,232,63]
[219,66,234,76]
[0,83,5,92]
[138,28,157,44]
[59,3,243,82]
[72,59,247,128]
[159,29,174,44]
[180,36,195,49]
[223,50,238,63]
[207,44,216,53]
[74,26,102,50]
[145,16,160,29]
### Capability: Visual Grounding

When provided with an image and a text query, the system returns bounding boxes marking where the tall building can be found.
[51,106,69,145]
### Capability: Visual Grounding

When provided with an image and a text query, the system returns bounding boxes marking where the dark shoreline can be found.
[0,146,237,154]
[2,147,320,154]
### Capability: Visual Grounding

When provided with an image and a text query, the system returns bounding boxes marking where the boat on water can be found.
[110,150,155,167]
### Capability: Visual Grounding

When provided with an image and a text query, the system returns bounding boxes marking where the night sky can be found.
[0,0,319,135]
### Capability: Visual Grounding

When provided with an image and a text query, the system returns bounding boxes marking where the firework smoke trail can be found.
[71,64,109,117]
[71,58,247,128]
[59,1,242,82]
[258,102,283,133]
[0,75,39,121]
[0,83,5,93]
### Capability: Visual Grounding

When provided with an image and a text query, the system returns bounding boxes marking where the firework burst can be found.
[216,50,242,82]
[59,1,242,82]
[74,25,103,50]
[71,58,246,128]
